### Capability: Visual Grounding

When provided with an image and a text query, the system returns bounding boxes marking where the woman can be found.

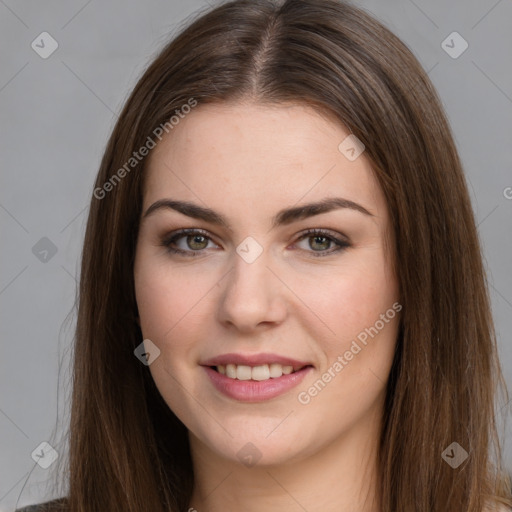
[17,0,511,510]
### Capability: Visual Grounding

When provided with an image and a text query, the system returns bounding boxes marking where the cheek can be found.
[294,269,399,423]
[133,253,221,408]
[134,253,210,342]
[289,252,398,350]
[134,257,210,422]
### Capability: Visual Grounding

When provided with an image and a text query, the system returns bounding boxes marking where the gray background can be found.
[1,0,511,510]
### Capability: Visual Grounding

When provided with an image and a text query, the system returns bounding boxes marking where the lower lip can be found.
[202,366,313,402]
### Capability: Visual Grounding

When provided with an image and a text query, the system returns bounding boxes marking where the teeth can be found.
[216,363,297,381]
[252,365,270,381]
[236,365,252,380]
[269,363,283,378]
[226,364,237,379]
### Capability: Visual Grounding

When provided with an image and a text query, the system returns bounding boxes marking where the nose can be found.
[216,248,288,333]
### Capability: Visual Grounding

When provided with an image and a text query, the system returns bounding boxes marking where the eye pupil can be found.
[310,236,330,251]
[188,235,208,250]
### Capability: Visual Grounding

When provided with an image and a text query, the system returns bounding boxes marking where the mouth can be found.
[200,353,314,401]
[202,358,314,402]
[209,363,313,381]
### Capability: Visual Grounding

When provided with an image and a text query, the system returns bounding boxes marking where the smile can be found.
[202,364,313,402]
[214,363,305,380]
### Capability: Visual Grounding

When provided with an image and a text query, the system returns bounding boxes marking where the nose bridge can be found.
[226,245,271,303]
[217,241,286,329]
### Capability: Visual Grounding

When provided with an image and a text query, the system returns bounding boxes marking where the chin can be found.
[190,416,322,468]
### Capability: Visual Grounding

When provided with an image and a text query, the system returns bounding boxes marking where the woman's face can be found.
[134,102,400,467]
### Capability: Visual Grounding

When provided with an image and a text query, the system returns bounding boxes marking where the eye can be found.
[293,228,350,257]
[161,228,219,257]
[160,228,350,258]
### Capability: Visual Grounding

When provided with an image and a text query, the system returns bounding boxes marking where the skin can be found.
[134,102,401,512]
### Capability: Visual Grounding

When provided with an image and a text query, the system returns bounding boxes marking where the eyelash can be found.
[160,228,350,258]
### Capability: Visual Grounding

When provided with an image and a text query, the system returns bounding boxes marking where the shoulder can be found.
[15,497,68,512]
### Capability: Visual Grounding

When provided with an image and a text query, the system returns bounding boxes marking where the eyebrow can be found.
[142,197,374,230]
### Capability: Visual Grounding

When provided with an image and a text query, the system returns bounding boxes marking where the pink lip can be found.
[202,365,313,402]
[201,352,311,371]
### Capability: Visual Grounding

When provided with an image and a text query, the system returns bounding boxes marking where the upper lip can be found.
[201,352,313,371]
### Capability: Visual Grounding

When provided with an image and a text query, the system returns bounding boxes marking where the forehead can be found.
[143,102,386,221]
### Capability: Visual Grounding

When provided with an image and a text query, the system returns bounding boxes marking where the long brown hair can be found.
[58,0,512,510]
